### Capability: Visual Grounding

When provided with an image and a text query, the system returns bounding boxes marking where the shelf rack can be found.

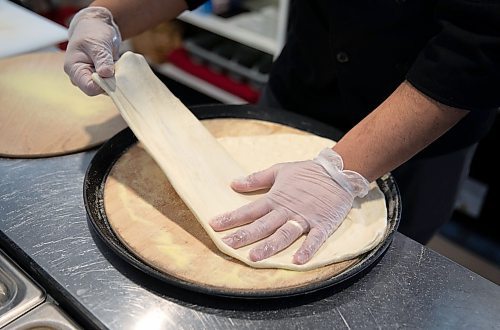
[154,62,247,104]
[165,0,290,103]
[177,0,289,58]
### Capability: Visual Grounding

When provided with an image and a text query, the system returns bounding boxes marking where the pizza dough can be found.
[93,51,388,271]
[0,52,127,157]
[103,124,363,291]
[216,134,388,269]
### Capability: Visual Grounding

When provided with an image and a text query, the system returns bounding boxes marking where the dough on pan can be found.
[93,52,387,271]
[216,134,388,270]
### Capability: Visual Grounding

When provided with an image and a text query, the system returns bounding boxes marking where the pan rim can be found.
[83,104,401,299]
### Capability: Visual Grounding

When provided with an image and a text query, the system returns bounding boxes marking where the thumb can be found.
[93,48,115,78]
[231,165,280,192]
[68,62,105,96]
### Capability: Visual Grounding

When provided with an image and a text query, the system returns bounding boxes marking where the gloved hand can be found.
[210,148,370,265]
[64,7,121,96]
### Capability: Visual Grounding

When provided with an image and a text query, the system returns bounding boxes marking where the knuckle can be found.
[63,62,72,75]
[274,208,291,220]
[276,227,295,242]
[252,219,271,236]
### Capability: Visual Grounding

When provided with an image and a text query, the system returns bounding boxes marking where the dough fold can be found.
[93,52,387,271]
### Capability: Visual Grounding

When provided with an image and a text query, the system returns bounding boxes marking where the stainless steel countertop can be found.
[1,150,499,329]
[0,250,45,327]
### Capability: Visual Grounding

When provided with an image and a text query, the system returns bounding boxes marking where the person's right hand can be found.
[64,7,121,96]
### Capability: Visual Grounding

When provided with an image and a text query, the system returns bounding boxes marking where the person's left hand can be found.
[64,7,121,96]
[209,148,370,265]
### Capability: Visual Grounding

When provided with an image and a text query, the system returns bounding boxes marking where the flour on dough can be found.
[214,133,388,271]
[93,52,387,271]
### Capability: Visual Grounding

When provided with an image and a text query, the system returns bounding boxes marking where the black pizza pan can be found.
[83,104,401,299]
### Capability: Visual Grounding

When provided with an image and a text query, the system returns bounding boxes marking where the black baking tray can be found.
[83,104,401,299]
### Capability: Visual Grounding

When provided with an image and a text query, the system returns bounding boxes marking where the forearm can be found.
[90,0,188,39]
[333,81,469,182]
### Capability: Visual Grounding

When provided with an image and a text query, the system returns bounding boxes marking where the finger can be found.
[293,227,330,265]
[209,198,270,231]
[68,63,104,96]
[231,165,281,193]
[91,47,115,78]
[221,209,288,249]
[249,218,307,262]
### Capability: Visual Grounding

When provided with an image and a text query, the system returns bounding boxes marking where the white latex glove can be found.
[209,148,370,265]
[64,7,121,96]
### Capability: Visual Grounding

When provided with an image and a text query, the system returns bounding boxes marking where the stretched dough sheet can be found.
[94,51,387,271]
[103,131,360,291]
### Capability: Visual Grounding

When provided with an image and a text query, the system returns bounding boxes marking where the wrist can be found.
[313,148,370,198]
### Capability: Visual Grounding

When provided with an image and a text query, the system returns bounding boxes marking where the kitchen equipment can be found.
[0,52,127,158]
[3,302,81,330]
[184,33,271,86]
[83,104,401,298]
[0,250,45,328]
[1,103,498,329]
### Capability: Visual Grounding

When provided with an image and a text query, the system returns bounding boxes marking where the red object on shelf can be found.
[41,6,80,50]
[167,48,260,103]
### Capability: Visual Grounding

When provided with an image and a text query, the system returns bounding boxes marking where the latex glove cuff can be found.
[313,148,370,198]
[68,6,122,45]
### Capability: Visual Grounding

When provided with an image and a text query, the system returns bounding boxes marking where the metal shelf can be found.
[177,0,288,57]
[154,63,247,105]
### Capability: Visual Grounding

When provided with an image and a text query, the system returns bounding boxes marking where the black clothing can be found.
[187,0,499,244]
[391,143,477,243]
[184,0,205,10]
[268,0,500,157]
[260,84,477,245]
